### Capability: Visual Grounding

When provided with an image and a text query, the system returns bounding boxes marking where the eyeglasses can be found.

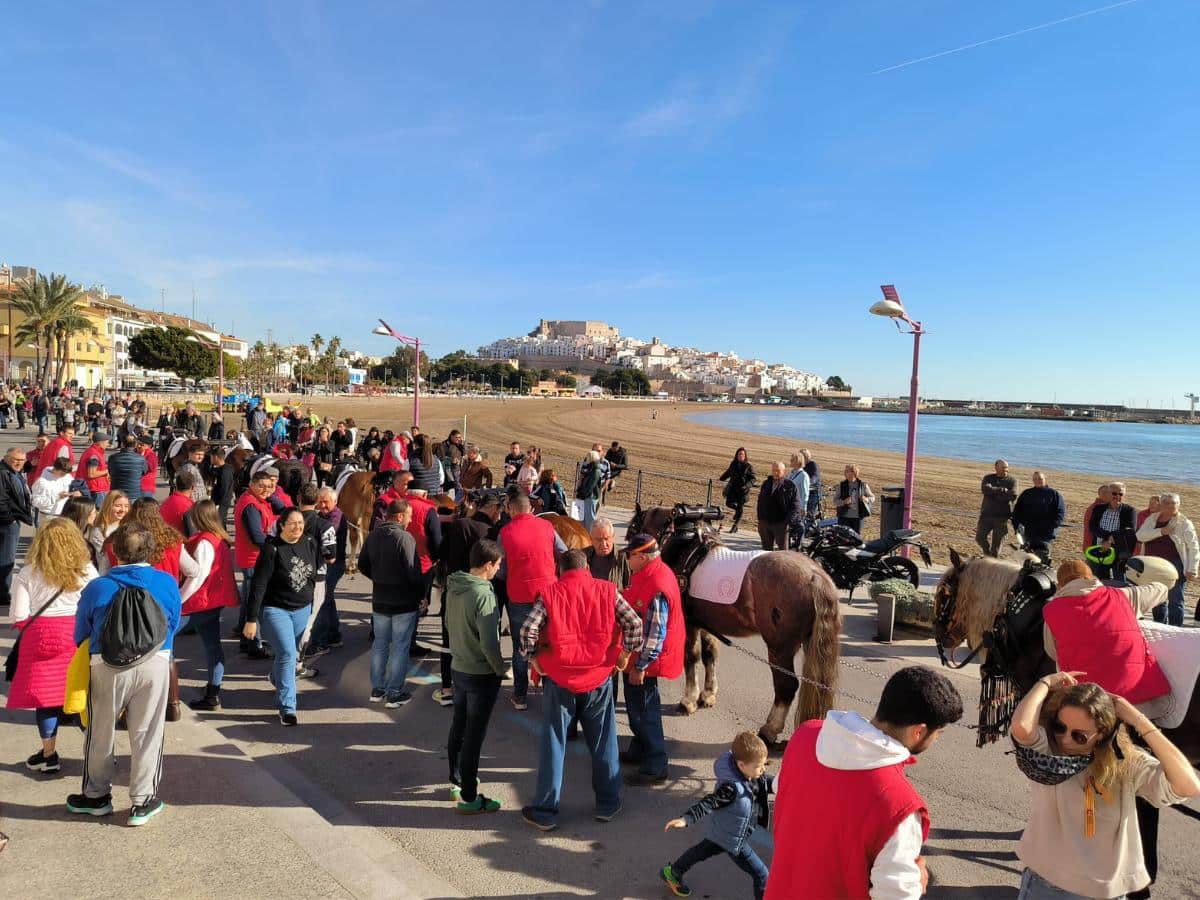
[1051,719,1098,746]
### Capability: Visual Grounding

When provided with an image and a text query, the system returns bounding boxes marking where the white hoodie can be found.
[31,469,74,516]
[815,710,926,900]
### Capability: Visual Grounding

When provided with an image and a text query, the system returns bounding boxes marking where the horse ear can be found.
[634,501,642,514]
[949,547,964,570]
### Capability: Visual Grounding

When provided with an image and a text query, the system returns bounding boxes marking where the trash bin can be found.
[879,485,905,538]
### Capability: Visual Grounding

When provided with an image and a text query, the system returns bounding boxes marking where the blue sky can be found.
[2,1,1197,405]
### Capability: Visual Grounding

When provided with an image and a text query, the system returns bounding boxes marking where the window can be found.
[107,323,113,334]
[75,342,82,351]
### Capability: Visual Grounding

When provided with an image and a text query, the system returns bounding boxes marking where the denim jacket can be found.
[682,751,775,854]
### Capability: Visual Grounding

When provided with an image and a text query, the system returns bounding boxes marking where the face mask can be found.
[1013,740,1093,786]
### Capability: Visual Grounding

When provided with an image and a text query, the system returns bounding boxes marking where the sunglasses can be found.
[1110,492,1124,496]
[1051,719,1099,746]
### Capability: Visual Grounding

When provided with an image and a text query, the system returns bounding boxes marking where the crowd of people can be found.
[4,396,1200,899]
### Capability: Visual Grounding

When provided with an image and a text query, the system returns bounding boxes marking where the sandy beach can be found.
[288,395,1199,561]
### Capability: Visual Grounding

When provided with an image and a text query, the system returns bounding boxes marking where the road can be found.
[1,433,1197,898]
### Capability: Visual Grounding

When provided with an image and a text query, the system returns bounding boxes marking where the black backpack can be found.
[100,584,168,668]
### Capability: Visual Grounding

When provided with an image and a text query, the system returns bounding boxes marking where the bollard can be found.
[705,478,713,506]
[875,593,896,643]
[635,469,644,507]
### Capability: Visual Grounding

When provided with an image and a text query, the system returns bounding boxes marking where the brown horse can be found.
[539,513,593,550]
[657,525,841,747]
[934,549,1200,765]
[336,470,376,574]
[626,503,677,542]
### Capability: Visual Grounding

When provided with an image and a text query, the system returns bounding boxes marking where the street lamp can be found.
[869,284,924,532]
[372,319,421,427]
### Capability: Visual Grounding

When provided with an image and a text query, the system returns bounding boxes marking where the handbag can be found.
[5,589,65,682]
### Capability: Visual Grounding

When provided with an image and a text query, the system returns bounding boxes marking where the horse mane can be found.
[946,557,1024,648]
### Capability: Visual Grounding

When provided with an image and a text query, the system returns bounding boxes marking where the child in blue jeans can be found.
[661,731,775,899]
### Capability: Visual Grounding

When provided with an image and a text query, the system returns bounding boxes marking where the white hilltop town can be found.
[478,319,830,400]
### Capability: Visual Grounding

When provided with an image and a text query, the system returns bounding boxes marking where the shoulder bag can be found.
[5,589,65,682]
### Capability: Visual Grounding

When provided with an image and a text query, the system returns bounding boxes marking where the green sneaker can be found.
[456,794,501,815]
[128,798,165,826]
[660,864,692,898]
[450,778,480,802]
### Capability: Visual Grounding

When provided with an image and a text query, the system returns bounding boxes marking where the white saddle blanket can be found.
[334,465,362,497]
[167,436,187,459]
[1140,620,1200,730]
[689,546,764,605]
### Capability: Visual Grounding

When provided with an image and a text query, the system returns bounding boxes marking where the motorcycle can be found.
[802,523,932,601]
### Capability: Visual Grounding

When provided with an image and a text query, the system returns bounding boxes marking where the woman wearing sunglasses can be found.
[1009,670,1200,899]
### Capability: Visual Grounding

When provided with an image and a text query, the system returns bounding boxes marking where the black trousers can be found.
[447,671,502,802]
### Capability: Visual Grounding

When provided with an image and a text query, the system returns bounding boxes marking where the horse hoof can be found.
[677,701,698,716]
[757,730,787,754]
[697,691,717,708]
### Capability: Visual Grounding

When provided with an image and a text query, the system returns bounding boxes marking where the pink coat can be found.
[6,615,78,709]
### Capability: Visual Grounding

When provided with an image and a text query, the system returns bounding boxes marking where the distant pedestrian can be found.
[785,453,811,548]
[718,448,755,535]
[0,445,34,606]
[458,444,493,491]
[445,539,506,814]
[1135,493,1198,626]
[765,666,964,900]
[585,519,630,589]
[575,450,605,530]
[835,464,874,536]
[87,491,130,575]
[75,432,111,509]
[502,441,524,487]
[800,448,822,519]
[519,549,643,832]
[1135,494,1161,555]
[604,441,628,495]
[533,469,567,515]
[1011,471,1066,562]
[159,472,196,536]
[756,461,800,551]
[107,434,149,502]
[976,459,1017,557]
[660,732,775,900]
[1088,481,1137,575]
[1081,484,1112,551]
[180,500,240,711]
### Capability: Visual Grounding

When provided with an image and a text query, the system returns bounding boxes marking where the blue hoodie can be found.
[74,563,183,655]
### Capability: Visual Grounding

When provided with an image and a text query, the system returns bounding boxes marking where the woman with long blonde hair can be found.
[6,518,98,773]
[88,489,130,575]
[1010,672,1200,898]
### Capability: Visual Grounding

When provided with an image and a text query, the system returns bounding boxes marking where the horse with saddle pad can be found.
[642,503,841,748]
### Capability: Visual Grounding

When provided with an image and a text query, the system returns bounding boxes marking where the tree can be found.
[594,368,650,396]
[11,272,84,386]
[555,374,577,389]
[127,326,217,386]
[825,375,850,392]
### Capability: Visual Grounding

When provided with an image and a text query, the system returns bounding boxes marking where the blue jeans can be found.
[1150,559,1186,627]
[673,839,768,900]
[1018,868,1098,899]
[92,490,107,510]
[310,561,344,646]
[371,611,418,696]
[259,604,310,714]
[836,515,861,535]
[189,608,226,687]
[530,675,620,821]
[238,567,261,647]
[581,498,600,531]
[623,674,668,776]
[36,706,63,740]
[507,603,533,700]
[0,520,20,606]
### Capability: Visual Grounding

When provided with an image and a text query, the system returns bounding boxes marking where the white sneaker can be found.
[432,688,454,707]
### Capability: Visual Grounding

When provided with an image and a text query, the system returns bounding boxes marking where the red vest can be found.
[31,436,73,483]
[154,542,183,583]
[75,444,110,493]
[273,486,294,508]
[500,513,558,604]
[406,495,437,574]
[1043,585,1171,704]
[234,491,277,569]
[379,437,407,472]
[160,492,194,535]
[537,569,622,693]
[182,533,240,615]
[765,720,930,900]
[623,556,685,679]
[140,448,158,495]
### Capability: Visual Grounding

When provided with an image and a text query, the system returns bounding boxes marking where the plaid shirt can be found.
[634,594,669,672]
[520,587,643,658]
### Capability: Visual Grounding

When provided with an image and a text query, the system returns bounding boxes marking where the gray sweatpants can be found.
[83,653,169,805]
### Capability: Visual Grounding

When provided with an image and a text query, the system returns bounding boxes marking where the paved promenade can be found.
[2,429,1198,899]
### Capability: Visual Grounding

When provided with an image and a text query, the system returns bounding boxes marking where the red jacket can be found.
[140,447,158,495]
[379,437,407,472]
[766,720,929,900]
[235,491,277,569]
[30,435,73,484]
[500,513,557,604]
[1043,585,1170,704]
[623,556,685,679]
[75,443,110,494]
[182,533,240,615]
[536,569,622,694]
[160,492,194,535]
[406,494,437,574]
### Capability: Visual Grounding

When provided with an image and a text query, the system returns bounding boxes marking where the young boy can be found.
[661,731,775,899]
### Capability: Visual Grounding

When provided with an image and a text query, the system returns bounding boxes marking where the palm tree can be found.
[324,335,342,392]
[294,345,310,388]
[52,304,98,389]
[11,273,82,386]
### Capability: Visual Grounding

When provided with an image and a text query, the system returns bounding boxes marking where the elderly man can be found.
[1136,492,1199,626]
[1082,483,1112,551]
[585,519,631,588]
[1011,471,1066,562]
[975,459,1016,557]
[756,462,800,551]
[0,446,32,607]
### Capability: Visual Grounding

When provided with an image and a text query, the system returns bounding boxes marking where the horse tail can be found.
[797,568,841,726]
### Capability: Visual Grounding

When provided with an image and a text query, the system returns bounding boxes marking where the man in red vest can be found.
[621,533,685,787]
[519,549,644,832]
[234,466,285,659]
[29,424,74,485]
[75,431,110,508]
[160,471,196,535]
[499,492,565,710]
[765,666,963,900]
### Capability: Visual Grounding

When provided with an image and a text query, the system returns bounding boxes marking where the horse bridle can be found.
[933,568,987,670]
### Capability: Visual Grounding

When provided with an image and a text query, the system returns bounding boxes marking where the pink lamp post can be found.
[869,285,924,531]
[372,319,421,428]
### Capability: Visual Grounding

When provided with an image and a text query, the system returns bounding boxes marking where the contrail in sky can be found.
[871,0,1145,75]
